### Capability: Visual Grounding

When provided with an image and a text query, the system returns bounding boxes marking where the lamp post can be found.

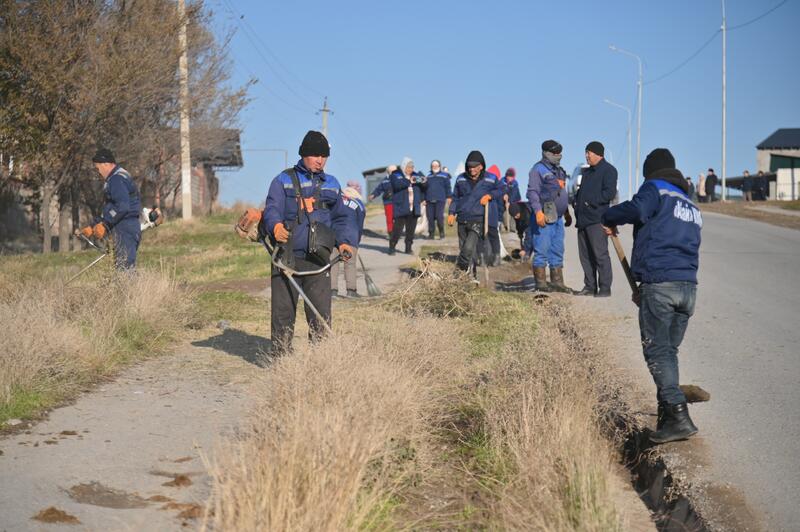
[604,98,633,200]
[609,45,643,189]
[721,0,728,200]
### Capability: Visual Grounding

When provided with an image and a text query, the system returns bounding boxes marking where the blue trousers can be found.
[112,220,141,270]
[426,201,446,237]
[531,217,564,268]
[639,281,697,405]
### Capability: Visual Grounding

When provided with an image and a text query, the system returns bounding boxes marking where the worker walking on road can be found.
[601,148,703,444]
[261,131,357,355]
[76,148,142,270]
[527,140,573,293]
[448,150,499,274]
[368,165,396,235]
[424,160,452,240]
[388,157,425,255]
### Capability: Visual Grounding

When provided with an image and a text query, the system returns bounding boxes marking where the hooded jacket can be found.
[602,170,702,284]
[527,158,569,218]
[390,157,426,217]
[449,151,501,223]
[100,165,142,231]
[262,160,358,257]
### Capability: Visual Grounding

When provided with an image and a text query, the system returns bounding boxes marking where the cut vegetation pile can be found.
[205,263,635,530]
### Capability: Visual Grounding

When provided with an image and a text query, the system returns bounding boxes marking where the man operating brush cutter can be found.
[237,131,359,356]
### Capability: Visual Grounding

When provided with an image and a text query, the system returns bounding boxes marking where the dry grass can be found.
[0,267,195,421]
[205,271,631,530]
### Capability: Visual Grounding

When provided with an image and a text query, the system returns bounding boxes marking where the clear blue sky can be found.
[210,0,800,204]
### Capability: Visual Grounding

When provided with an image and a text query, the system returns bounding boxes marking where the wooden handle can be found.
[610,234,639,296]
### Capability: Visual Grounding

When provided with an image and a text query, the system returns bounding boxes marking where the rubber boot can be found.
[346,289,360,298]
[650,402,698,444]
[548,267,572,293]
[657,402,667,430]
[533,267,550,292]
[405,243,413,254]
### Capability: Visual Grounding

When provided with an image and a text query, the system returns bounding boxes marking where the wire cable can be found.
[728,0,789,30]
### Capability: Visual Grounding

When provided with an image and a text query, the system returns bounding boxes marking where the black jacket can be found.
[575,158,618,228]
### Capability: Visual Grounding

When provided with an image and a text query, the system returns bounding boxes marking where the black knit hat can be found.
[643,148,676,178]
[299,130,330,157]
[585,141,605,157]
[541,140,562,154]
[92,148,116,164]
[465,150,486,168]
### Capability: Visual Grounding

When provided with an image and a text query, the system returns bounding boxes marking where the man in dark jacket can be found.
[742,170,754,201]
[368,166,396,235]
[389,157,425,255]
[527,140,572,292]
[705,168,718,202]
[424,160,452,239]
[574,141,618,297]
[601,148,702,444]
[261,130,357,354]
[448,150,500,273]
[78,148,142,270]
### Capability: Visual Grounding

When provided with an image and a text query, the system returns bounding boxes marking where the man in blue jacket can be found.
[78,148,142,270]
[499,168,520,230]
[389,157,425,255]
[448,150,500,273]
[261,130,357,354]
[527,140,573,292]
[602,148,702,444]
[574,141,618,297]
[423,160,451,240]
[331,186,366,298]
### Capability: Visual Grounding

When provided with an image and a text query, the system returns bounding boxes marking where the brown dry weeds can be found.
[31,506,81,524]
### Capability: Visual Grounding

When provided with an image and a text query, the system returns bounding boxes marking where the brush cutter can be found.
[357,254,381,297]
[65,233,108,285]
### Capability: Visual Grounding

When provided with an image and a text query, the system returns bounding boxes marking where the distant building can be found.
[756,128,800,200]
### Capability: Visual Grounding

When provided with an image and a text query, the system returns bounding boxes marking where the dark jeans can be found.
[639,281,697,405]
[426,201,446,237]
[390,214,417,250]
[112,221,141,270]
[271,257,332,354]
[456,222,482,271]
[577,223,612,292]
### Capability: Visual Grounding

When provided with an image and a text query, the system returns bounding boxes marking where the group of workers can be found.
[81,129,702,445]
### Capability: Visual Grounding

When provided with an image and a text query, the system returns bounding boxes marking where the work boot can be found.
[548,268,572,293]
[657,402,667,430]
[573,287,595,296]
[650,403,698,444]
[346,289,360,298]
[595,289,611,298]
[428,232,435,239]
[492,254,501,267]
[439,234,445,240]
[405,243,413,254]
[331,289,342,299]
[532,267,550,292]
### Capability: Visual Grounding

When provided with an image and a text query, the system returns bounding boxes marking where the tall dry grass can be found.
[205,269,633,530]
[0,267,195,419]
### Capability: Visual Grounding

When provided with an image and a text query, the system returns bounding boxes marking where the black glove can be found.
[564,209,573,227]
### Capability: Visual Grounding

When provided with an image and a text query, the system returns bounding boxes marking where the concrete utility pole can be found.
[604,98,633,200]
[318,97,332,138]
[610,45,643,190]
[178,0,192,219]
[721,0,728,200]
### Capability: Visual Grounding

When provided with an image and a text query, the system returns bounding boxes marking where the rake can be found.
[358,254,381,297]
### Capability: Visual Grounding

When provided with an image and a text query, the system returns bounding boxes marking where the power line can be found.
[644,0,790,85]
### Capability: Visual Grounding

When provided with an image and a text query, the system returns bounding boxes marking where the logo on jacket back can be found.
[673,200,703,227]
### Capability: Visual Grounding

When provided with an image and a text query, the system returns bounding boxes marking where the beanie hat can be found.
[541,140,562,154]
[505,167,516,177]
[465,150,486,168]
[585,141,605,157]
[92,148,116,164]
[643,148,676,178]
[299,130,330,157]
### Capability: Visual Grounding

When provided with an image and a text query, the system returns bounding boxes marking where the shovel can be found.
[358,254,382,297]
[610,234,639,299]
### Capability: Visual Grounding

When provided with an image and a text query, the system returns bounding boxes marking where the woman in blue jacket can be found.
[389,157,425,255]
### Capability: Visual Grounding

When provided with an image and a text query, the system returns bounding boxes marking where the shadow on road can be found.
[191,329,272,367]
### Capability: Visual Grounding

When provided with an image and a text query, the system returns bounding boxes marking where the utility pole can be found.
[178,0,192,219]
[318,97,332,137]
[604,98,633,200]
[610,45,643,189]
[721,0,728,201]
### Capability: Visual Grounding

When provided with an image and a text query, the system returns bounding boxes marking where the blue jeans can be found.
[531,217,564,268]
[639,281,697,405]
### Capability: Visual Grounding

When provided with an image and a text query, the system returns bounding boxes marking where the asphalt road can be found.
[560,211,800,531]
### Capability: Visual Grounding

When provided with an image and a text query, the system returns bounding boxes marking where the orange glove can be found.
[338,243,354,261]
[557,179,565,189]
[479,194,492,206]
[301,197,315,213]
[447,214,456,226]
[535,211,547,227]
[78,226,93,238]
[92,223,107,239]
[273,222,290,243]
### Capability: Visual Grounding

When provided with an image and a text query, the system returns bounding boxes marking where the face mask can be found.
[544,151,562,165]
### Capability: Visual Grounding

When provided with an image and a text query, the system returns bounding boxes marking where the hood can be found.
[645,169,689,194]
[400,157,414,177]
[487,164,501,179]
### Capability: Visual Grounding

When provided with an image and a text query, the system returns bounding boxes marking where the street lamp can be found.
[609,45,643,190]
[604,98,633,200]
